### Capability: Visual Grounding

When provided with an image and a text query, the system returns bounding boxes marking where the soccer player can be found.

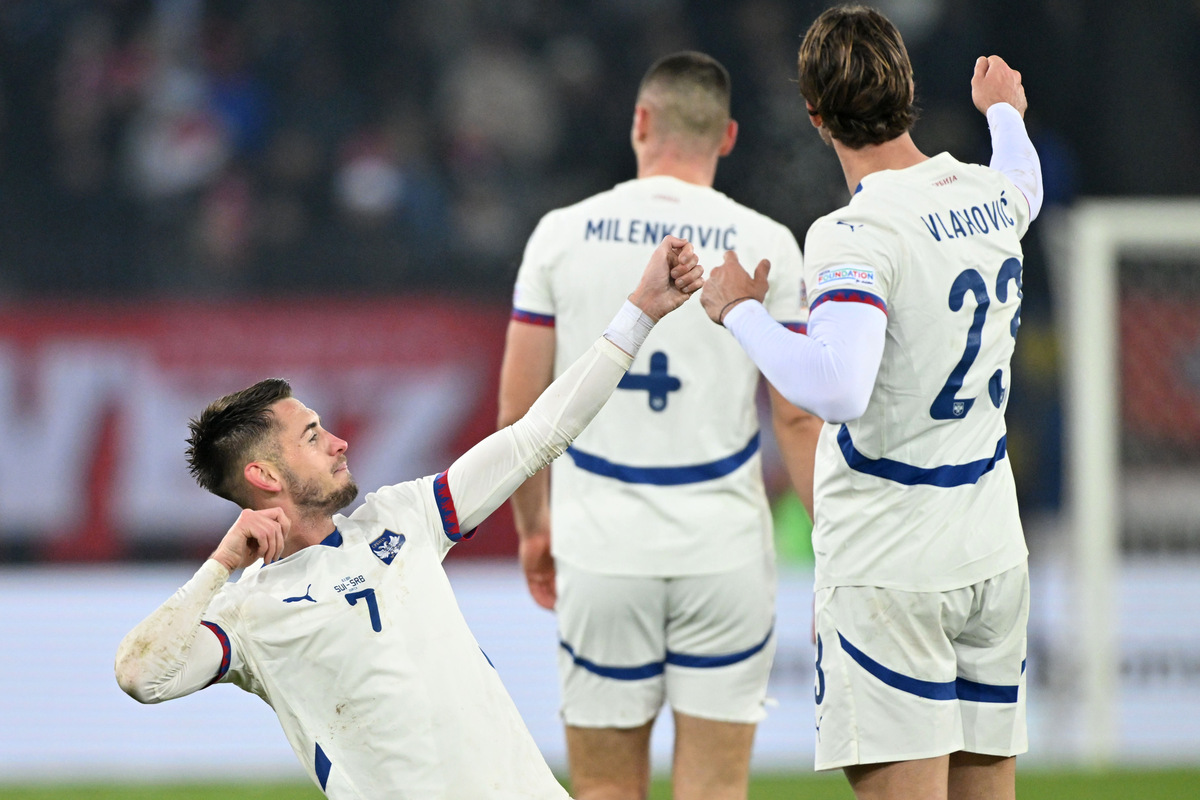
[699,7,1043,800]
[497,52,821,800]
[114,236,703,800]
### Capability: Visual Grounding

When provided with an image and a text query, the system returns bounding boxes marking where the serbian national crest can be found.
[370,530,407,564]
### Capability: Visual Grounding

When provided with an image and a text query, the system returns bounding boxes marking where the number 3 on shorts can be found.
[814,633,826,704]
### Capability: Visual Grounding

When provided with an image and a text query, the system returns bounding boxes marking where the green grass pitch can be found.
[2,769,1198,799]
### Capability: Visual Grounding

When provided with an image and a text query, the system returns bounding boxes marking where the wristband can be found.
[603,300,654,357]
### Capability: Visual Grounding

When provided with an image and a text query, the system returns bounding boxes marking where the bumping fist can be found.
[628,235,705,321]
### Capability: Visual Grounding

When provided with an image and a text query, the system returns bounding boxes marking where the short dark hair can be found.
[637,51,731,147]
[797,5,918,148]
[186,378,293,507]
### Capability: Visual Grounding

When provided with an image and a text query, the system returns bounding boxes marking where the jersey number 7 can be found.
[345,588,382,632]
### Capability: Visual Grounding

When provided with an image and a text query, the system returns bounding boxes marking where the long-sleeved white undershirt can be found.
[987,102,1043,220]
[115,302,651,704]
[723,299,887,423]
[723,104,1041,423]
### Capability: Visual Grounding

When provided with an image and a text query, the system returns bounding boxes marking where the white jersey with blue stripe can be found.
[805,152,1030,592]
[513,175,806,576]
[202,476,568,800]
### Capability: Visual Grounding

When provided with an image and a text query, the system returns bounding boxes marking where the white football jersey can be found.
[513,175,806,575]
[805,153,1030,592]
[202,475,568,799]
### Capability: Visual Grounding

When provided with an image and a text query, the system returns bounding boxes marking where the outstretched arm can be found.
[448,236,703,536]
[972,55,1043,220]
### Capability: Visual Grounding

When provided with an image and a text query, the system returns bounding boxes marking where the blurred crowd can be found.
[7,0,1170,301]
[1,0,1198,523]
[0,0,833,298]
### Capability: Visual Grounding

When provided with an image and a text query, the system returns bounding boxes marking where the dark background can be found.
[1,0,1194,553]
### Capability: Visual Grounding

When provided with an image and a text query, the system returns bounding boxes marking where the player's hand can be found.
[700,250,770,325]
[210,507,291,572]
[518,532,556,610]
[971,55,1027,118]
[628,235,703,321]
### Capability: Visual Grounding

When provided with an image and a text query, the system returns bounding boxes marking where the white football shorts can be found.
[555,554,776,728]
[812,561,1029,771]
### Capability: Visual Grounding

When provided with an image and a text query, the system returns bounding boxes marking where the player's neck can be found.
[833,132,927,196]
[636,151,718,187]
[280,510,338,558]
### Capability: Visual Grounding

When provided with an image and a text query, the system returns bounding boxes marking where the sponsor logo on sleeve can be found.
[816,267,877,289]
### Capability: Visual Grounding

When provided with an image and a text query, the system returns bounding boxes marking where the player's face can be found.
[270,398,359,514]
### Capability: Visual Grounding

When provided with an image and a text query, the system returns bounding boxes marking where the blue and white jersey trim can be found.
[809,288,887,315]
[836,425,1006,488]
[433,471,476,542]
[200,621,232,686]
[560,626,773,681]
[511,308,555,327]
[839,631,1022,703]
[564,433,759,486]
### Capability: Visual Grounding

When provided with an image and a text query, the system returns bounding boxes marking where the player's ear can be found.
[632,104,650,144]
[245,460,283,494]
[718,119,738,157]
[806,102,823,130]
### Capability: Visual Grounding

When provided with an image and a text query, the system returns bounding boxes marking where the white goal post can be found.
[1052,198,1200,765]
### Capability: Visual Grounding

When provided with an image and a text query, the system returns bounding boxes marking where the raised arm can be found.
[447,236,702,537]
[972,55,1043,220]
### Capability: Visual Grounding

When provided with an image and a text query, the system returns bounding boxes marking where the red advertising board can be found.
[0,296,518,561]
